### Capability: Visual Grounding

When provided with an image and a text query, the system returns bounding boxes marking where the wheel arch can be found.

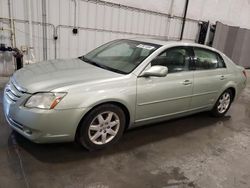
[219,81,237,102]
[75,101,131,140]
[227,87,236,101]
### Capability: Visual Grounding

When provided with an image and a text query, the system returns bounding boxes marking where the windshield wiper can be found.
[83,57,107,69]
[78,56,126,74]
[79,56,104,68]
[79,56,94,64]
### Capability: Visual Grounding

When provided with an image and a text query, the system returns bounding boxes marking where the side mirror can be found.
[140,65,168,77]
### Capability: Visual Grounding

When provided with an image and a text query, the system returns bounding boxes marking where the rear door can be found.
[190,47,228,109]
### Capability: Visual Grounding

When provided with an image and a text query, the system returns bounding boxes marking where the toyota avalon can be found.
[3,39,247,150]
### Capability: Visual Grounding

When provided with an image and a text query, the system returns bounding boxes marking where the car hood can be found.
[12,58,123,93]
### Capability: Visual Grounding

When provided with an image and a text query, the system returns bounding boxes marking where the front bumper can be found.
[3,85,87,143]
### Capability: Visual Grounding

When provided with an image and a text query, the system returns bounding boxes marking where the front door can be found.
[136,46,194,122]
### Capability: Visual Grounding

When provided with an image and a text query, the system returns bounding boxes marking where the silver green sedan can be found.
[3,39,247,150]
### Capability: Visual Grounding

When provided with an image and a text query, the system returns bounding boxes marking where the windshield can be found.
[79,39,161,74]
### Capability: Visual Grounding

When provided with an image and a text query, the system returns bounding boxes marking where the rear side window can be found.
[217,54,226,68]
[194,48,226,70]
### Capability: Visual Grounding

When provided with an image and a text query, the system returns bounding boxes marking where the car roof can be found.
[130,38,222,54]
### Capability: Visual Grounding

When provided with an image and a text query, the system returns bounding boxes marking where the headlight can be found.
[25,92,67,109]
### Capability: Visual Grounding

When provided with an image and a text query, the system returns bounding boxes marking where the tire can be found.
[76,104,126,150]
[211,89,233,117]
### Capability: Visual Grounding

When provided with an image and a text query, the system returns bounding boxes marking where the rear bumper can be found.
[3,87,87,143]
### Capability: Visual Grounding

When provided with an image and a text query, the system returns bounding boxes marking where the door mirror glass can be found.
[141,65,168,77]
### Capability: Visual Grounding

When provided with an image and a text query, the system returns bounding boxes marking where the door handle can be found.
[220,75,226,80]
[182,80,192,85]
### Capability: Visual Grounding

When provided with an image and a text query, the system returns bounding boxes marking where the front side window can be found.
[194,48,226,70]
[151,47,192,73]
[80,39,160,74]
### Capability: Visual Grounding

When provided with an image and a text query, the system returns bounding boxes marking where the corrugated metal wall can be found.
[213,22,250,68]
[0,0,200,62]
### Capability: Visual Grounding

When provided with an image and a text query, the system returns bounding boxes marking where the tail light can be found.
[243,70,247,78]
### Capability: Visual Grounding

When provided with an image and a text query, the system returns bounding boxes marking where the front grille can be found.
[5,80,26,102]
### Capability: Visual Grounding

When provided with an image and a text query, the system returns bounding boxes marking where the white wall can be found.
[0,0,249,62]
[1,0,198,61]
[188,0,250,29]
[107,0,250,29]
[105,0,178,15]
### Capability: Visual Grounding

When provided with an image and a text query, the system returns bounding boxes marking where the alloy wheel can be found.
[88,111,120,145]
[217,92,231,114]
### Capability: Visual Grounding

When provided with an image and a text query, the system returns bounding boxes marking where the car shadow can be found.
[9,112,231,163]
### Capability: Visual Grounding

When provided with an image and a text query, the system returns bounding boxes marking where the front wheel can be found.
[211,89,233,117]
[76,104,126,150]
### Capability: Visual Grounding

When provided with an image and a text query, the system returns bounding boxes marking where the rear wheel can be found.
[76,104,126,150]
[211,89,233,117]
